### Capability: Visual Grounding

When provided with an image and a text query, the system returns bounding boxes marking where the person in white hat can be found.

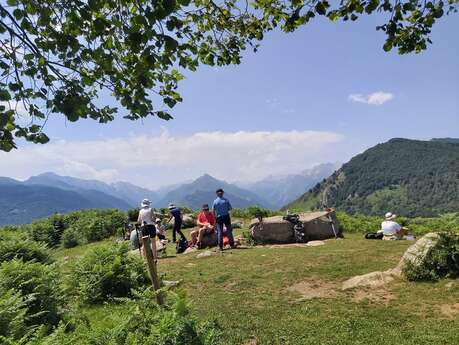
[380,212,406,240]
[137,199,155,224]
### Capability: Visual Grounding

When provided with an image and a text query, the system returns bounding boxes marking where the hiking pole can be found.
[323,203,338,239]
[135,224,142,255]
[327,211,338,239]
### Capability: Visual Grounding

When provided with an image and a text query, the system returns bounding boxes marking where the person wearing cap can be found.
[190,204,216,248]
[212,189,235,250]
[168,203,185,242]
[380,212,407,240]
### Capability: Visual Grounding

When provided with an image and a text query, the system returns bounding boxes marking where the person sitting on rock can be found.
[155,218,168,243]
[191,204,216,248]
[381,212,407,240]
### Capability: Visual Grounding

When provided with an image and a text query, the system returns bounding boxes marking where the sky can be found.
[1,13,458,189]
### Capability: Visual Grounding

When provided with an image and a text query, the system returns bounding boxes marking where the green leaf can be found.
[383,41,393,52]
[0,89,11,101]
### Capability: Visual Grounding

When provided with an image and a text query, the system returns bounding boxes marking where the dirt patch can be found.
[439,303,459,319]
[286,279,339,300]
[351,288,396,305]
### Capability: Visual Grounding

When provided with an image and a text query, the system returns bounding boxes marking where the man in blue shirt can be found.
[212,188,235,250]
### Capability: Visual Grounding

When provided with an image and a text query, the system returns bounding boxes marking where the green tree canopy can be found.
[0,0,457,151]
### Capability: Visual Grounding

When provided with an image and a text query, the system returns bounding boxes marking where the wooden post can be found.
[142,236,164,306]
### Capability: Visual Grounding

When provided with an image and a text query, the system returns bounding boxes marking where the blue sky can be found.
[1,13,458,188]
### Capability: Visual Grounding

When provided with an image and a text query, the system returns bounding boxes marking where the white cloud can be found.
[348,91,394,105]
[0,130,344,188]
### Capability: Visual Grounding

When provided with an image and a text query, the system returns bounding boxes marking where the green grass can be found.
[53,232,459,345]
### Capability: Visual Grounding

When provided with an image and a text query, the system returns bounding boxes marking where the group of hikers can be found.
[129,188,236,253]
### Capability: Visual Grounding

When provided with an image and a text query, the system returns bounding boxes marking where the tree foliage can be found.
[0,0,457,151]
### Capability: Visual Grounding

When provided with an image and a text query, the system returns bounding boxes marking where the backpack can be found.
[176,235,188,254]
[365,232,383,240]
[283,214,308,243]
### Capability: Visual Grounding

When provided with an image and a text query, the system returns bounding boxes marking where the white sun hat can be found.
[141,199,151,208]
[385,212,396,220]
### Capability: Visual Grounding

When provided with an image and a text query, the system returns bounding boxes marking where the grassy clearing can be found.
[53,231,459,345]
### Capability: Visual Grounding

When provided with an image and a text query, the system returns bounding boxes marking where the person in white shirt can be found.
[380,212,406,240]
[137,199,158,258]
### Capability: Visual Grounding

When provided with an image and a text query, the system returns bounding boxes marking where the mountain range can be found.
[0,164,334,225]
[239,163,339,209]
[286,138,459,217]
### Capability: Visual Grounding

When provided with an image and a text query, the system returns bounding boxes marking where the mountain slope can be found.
[0,179,131,225]
[157,174,273,209]
[26,172,158,207]
[241,163,339,208]
[286,138,459,217]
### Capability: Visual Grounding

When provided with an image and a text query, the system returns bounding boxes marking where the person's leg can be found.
[176,220,185,239]
[197,227,206,244]
[216,218,224,249]
[173,220,183,242]
[190,229,199,245]
[223,215,234,247]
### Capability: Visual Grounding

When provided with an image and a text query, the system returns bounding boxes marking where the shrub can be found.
[71,242,149,304]
[336,212,381,233]
[40,291,223,345]
[0,289,29,341]
[231,207,278,219]
[0,260,63,327]
[403,232,459,281]
[127,208,140,222]
[27,216,64,248]
[0,238,52,264]
[61,227,84,249]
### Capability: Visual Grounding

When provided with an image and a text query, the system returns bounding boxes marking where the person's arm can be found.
[137,212,141,225]
[227,200,233,211]
[196,214,205,226]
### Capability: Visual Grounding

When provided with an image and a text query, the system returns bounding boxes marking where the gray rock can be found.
[197,250,214,258]
[395,233,440,274]
[342,271,395,290]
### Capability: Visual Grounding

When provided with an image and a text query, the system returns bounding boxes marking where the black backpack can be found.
[283,214,308,243]
[365,232,383,240]
[176,235,188,254]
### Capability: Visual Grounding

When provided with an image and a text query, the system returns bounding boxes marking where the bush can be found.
[0,289,30,341]
[403,232,459,281]
[71,242,149,304]
[61,227,84,249]
[40,291,223,345]
[127,208,140,222]
[336,212,381,233]
[231,207,278,219]
[0,260,63,327]
[0,238,52,264]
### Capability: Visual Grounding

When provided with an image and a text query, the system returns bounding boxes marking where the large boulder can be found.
[250,211,341,244]
[169,214,196,228]
[394,232,440,275]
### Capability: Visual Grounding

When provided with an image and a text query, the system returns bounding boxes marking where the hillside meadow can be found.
[0,209,458,344]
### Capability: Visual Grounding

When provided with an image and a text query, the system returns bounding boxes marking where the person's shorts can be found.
[141,224,156,238]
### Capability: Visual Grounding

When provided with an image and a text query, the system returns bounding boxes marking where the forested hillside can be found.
[286,138,459,217]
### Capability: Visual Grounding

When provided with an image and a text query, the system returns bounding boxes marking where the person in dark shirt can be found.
[212,189,235,250]
[168,203,185,242]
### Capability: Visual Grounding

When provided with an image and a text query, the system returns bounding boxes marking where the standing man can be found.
[212,189,235,250]
[168,203,185,242]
